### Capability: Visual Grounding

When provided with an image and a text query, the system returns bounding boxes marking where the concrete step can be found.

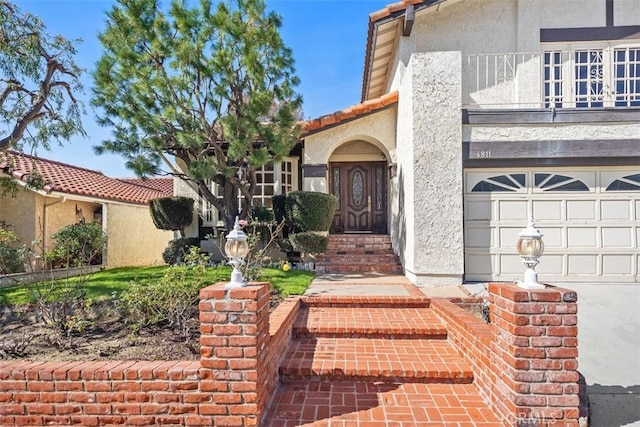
[279,337,474,383]
[265,381,503,426]
[293,306,447,339]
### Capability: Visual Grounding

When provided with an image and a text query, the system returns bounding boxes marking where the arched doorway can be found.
[328,140,388,233]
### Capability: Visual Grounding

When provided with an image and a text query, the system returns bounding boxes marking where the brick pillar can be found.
[198,282,271,427]
[489,283,580,426]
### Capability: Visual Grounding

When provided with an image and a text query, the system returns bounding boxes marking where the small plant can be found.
[162,237,201,265]
[239,214,286,282]
[0,225,26,274]
[118,247,217,341]
[0,332,35,358]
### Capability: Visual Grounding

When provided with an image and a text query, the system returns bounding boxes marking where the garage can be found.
[464,167,640,283]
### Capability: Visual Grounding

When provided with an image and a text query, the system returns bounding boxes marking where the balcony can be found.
[463,45,640,110]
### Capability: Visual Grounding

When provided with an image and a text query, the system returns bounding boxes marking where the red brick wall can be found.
[431,284,580,427]
[0,282,301,427]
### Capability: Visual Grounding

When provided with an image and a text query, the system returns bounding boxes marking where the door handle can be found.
[368,196,372,212]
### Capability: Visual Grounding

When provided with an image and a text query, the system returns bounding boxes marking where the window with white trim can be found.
[200,157,298,226]
[544,42,640,108]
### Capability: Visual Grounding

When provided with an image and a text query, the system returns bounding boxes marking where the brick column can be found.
[198,282,271,427]
[489,283,580,426]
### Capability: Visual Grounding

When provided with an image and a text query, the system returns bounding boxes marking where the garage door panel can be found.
[601,227,633,248]
[466,227,493,248]
[567,200,597,220]
[567,227,598,247]
[499,200,527,220]
[500,254,524,275]
[540,227,564,248]
[536,255,564,275]
[466,200,493,220]
[602,255,633,275]
[636,201,640,219]
[533,200,562,221]
[601,200,631,220]
[567,254,598,275]
[498,227,521,249]
[467,254,495,275]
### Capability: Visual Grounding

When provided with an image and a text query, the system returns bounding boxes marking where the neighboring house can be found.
[183,0,640,284]
[0,151,174,269]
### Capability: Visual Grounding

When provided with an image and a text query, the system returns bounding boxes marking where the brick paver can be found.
[265,381,503,426]
[294,307,447,338]
[280,337,473,383]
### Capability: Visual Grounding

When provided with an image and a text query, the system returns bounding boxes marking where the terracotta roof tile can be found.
[302,91,398,135]
[0,151,171,205]
[118,177,174,195]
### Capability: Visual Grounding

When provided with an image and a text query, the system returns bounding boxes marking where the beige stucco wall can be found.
[0,187,38,249]
[104,203,173,268]
[39,198,101,252]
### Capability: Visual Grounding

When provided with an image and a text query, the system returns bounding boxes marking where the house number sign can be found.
[475,150,492,159]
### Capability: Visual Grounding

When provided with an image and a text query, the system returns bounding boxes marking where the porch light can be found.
[516,217,545,290]
[224,216,249,289]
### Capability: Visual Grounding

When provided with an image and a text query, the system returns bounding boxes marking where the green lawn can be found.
[0,265,315,306]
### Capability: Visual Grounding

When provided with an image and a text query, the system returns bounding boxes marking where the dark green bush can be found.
[0,227,25,274]
[49,221,105,267]
[149,197,194,236]
[290,232,328,254]
[285,191,337,232]
[162,237,201,265]
[250,205,274,222]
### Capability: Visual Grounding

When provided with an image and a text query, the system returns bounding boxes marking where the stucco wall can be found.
[396,52,464,286]
[464,122,640,143]
[0,188,37,250]
[40,198,101,252]
[104,203,173,268]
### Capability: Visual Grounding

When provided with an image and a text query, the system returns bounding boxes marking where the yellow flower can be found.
[282,262,290,272]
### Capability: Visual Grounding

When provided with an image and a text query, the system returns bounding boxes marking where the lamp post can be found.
[224,216,249,289]
[516,217,545,289]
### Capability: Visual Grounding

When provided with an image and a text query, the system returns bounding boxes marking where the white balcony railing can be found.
[463,45,640,110]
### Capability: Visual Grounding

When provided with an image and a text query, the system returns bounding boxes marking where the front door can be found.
[330,162,387,233]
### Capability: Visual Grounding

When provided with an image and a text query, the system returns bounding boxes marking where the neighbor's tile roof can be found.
[0,151,172,205]
[369,0,425,22]
[302,91,398,135]
[118,177,174,195]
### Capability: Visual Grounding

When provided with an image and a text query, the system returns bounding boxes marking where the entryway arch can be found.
[328,140,389,234]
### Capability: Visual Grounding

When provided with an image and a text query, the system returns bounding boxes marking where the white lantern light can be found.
[516,217,545,289]
[224,217,249,289]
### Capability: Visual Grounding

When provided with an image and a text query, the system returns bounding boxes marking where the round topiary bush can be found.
[285,191,337,232]
[149,197,194,237]
[290,232,328,254]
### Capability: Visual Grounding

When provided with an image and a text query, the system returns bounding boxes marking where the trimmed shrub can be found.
[149,197,194,236]
[48,221,105,267]
[162,237,201,265]
[290,232,328,254]
[285,191,337,232]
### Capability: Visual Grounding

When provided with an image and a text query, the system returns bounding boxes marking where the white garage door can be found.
[464,168,640,283]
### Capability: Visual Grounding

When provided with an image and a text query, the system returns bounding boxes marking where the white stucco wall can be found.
[396,51,464,286]
[464,122,640,143]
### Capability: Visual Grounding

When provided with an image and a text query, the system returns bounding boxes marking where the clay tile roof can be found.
[369,0,424,22]
[302,91,398,135]
[0,151,172,205]
[118,177,174,195]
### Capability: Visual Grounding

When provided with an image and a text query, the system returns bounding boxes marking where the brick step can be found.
[326,234,393,245]
[265,381,503,426]
[321,248,395,255]
[293,306,447,339]
[316,254,399,263]
[301,295,431,309]
[279,337,474,383]
[315,263,403,274]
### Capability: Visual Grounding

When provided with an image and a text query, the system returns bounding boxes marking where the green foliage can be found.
[149,196,194,237]
[92,0,302,231]
[0,224,25,274]
[272,194,287,225]
[285,191,338,232]
[162,237,201,265]
[48,221,105,268]
[240,213,285,282]
[26,273,92,347]
[0,1,85,152]
[118,248,215,340]
[289,232,328,255]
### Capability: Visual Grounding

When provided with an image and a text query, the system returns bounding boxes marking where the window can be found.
[606,173,640,191]
[471,174,526,192]
[544,43,640,108]
[200,158,298,226]
[534,173,589,192]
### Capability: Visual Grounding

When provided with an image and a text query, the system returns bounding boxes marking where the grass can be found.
[0,265,315,306]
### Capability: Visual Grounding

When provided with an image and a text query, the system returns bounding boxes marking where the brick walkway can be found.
[264,292,505,426]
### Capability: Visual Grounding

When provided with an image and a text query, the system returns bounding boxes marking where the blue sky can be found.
[14,0,390,177]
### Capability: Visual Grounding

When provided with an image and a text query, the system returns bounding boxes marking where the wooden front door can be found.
[330,162,387,233]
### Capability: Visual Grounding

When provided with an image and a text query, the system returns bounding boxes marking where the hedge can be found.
[285,191,337,232]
